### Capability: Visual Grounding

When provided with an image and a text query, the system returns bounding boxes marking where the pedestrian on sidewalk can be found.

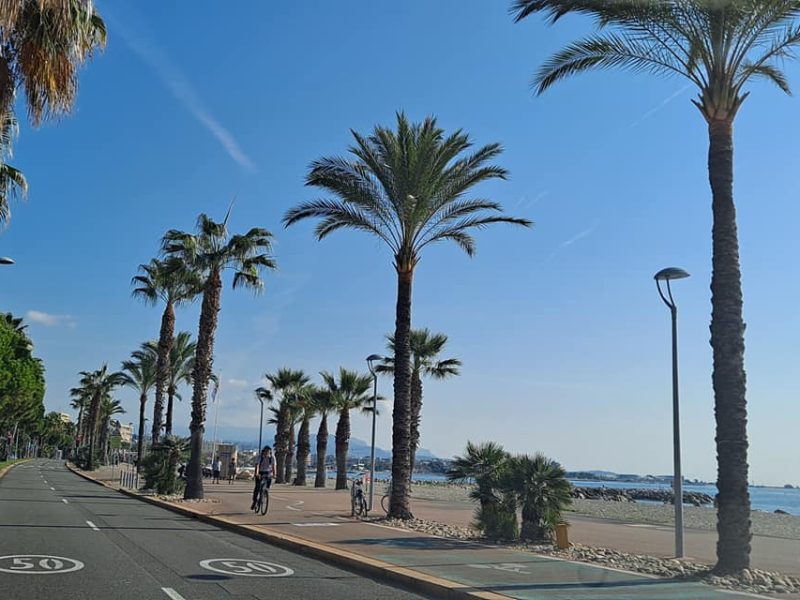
[212,457,222,484]
[228,456,237,484]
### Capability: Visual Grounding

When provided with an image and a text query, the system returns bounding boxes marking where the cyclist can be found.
[250,446,275,511]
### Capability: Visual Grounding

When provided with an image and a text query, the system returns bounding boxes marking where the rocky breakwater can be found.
[572,487,713,506]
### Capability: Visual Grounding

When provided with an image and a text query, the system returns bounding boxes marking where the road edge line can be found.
[64,462,510,600]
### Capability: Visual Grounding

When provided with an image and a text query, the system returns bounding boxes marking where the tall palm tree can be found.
[162,213,276,499]
[76,364,122,470]
[0,0,106,126]
[0,111,26,227]
[141,330,197,439]
[120,344,157,473]
[69,385,89,445]
[98,397,124,464]
[164,331,196,437]
[377,329,461,475]
[293,385,317,486]
[264,368,310,483]
[310,387,335,488]
[284,113,532,518]
[510,0,796,572]
[321,368,373,490]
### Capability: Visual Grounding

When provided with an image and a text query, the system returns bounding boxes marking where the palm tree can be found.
[510,0,794,572]
[377,329,461,475]
[321,368,373,490]
[69,386,89,446]
[0,111,26,227]
[132,258,199,445]
[448,441,517,540]
[503,453,572,542]
[165,331,196,437]
[98,397,124,464]
[293,385,317,486]
[284,113,531,518]
[310,387,335,488]
[162,213,276,499]
[120,344,157,473]
[0,0,106,127]
[264,368,310,484]
[76,364,122,470]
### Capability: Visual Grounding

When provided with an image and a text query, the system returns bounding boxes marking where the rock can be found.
[774,509,789,515]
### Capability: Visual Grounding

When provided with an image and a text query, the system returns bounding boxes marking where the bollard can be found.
[555,522,570,549]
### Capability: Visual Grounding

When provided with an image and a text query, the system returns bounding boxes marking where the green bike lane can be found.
[173,480,773,600]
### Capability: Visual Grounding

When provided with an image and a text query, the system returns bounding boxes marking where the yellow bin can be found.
[555,522,570,549]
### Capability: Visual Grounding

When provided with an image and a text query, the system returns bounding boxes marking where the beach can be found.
[392,479,800,540]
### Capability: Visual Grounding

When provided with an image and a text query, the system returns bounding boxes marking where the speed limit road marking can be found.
[0,555,84,574]
[199,558,293,577]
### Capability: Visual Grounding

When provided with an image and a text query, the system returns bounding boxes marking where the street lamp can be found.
[0,257,14,265]
[255,392,266,451]
[654,267,690,558]
[366,353,383,512]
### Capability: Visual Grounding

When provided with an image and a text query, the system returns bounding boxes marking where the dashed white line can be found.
[62,499,69,504]
[49,486,55,491]
[161,588,186,600]
[86,520,99,531]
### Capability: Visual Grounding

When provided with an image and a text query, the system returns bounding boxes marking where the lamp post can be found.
[366,353,383,512]
[0,257,14,265]
[654,267,690,558]
[256,393,265,451]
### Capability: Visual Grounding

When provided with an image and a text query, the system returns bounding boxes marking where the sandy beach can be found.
[396,479,800,540]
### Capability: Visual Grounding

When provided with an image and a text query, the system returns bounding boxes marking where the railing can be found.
[118,463,140,490]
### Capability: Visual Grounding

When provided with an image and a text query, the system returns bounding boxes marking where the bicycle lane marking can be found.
[271,495,304,511]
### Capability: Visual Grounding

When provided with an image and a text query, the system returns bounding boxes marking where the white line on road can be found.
[161,588,186,600]
[62,499,69,504]
[86,521,99,531]
[49,487,55,491]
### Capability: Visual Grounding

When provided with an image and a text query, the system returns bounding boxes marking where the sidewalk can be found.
[85,468,778,600]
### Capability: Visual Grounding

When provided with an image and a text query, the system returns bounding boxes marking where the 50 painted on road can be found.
[0,555,84,574]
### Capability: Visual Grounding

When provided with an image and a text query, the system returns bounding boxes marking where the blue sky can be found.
[2,1,799,486]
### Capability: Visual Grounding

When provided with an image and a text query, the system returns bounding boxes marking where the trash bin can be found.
[555,522,570,549]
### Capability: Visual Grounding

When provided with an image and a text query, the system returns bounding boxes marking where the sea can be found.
[355,471,800,516]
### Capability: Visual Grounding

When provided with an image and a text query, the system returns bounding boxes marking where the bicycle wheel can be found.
[354,495,366,517]
[381,493,390,515]
[260,488,270,515]
[254,490,263,514]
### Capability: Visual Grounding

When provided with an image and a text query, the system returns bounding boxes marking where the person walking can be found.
[228,456,237,484]
[212,457,222,484]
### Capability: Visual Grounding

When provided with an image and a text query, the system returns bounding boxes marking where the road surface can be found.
[0,460,429,600]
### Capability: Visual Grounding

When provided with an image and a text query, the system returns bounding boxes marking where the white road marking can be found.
[85,521,99,531]
[61,499,68,504]
[161,588,186,600]
[292,522,340,527]
[0,555,84,574]
[286,505,302,511]
[199,558,293,577]
[49,487,55,491]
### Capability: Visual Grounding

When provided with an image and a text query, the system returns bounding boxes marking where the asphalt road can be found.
[0,460,430,600]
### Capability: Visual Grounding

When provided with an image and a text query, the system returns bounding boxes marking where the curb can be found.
[65,463,510,600]
[0,459,31,481]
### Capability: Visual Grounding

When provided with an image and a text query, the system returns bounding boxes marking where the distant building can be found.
[57,412,72,424]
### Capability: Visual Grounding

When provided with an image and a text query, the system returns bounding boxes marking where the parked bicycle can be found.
[253,475,270,516]
[380,479,411,514]
[351,477,368,517]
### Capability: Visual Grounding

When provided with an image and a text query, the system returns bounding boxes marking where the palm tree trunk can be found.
[335,408,350,490]
[410,373,423,477]
[285,423,295,484]
[184,269,222,500]
[314,414,328,488]
[274,405,287,483]
[99,416,110,464]
[295,415,310,486]
[165,385,176,437]
[708,119,751,574]
[152,301,175,445]
[87,392,102,471]
[136,393,146,473]
[76,404,84,443]
[389,267,413,518]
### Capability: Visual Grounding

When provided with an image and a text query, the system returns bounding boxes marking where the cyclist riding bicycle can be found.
[250,445,275,511]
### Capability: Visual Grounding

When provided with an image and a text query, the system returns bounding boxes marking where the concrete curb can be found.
[0,459,31,481]
[65,463,510,600]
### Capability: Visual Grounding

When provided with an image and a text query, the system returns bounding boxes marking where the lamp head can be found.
[654,267,690,282]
